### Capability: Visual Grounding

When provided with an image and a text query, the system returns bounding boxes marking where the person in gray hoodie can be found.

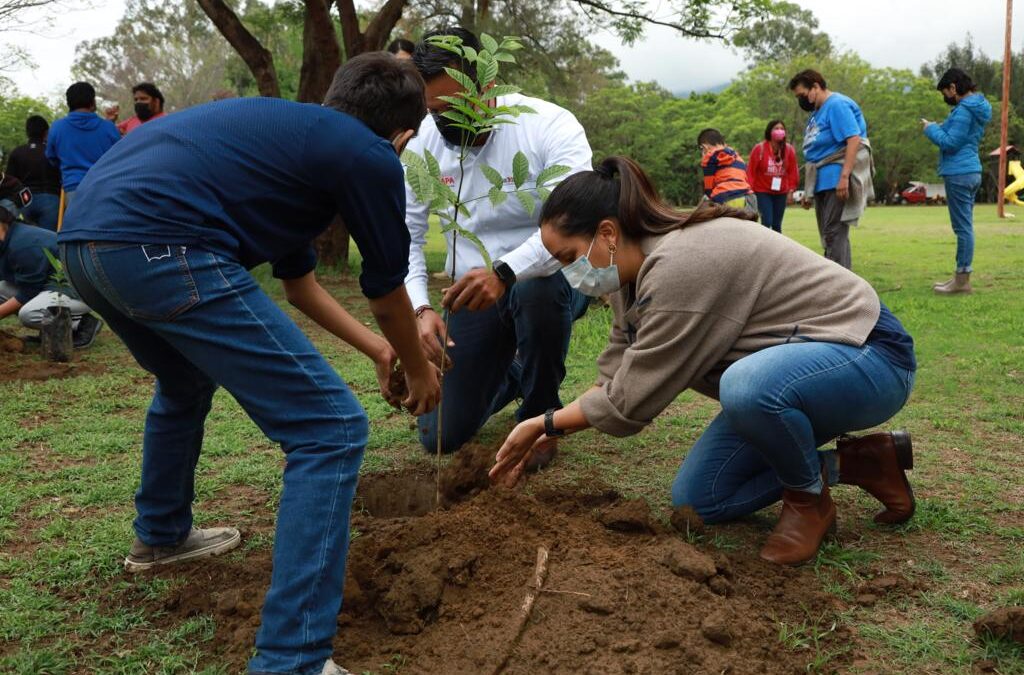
[923,68,992,294]
[491,156,918,567]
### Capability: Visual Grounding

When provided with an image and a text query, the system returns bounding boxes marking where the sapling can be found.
[41,248,73,362]
[401,33,571,503]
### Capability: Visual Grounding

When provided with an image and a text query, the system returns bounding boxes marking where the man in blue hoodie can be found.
[45,82,120,206]
[923,68,992,295]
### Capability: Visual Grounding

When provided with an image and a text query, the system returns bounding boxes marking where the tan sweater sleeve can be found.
[580,308,743,437]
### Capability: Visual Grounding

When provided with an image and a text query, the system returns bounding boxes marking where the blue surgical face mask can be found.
[561,237,621,297]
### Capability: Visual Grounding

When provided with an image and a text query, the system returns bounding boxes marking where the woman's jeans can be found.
[417,273,589,453]
[62,242,366,675]
[672,341,915,524]
[944,172,981,272]
[755,192,787,233]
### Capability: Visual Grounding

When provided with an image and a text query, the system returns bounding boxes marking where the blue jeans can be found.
[672,341,915,524]
[61,242,366,675]
[417,272,589,453]
[944,173,981,272]
[21,192,61,231]
[755,192,787,233]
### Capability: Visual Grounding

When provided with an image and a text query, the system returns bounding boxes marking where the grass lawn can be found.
[1,204,1022,673]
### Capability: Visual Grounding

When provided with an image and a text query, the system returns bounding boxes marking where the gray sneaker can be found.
[124,526,241,573]
[321,660,352,675]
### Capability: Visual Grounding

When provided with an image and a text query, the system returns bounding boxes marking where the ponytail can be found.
[540,155,756,240]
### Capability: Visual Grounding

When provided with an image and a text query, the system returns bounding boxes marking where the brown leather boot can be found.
[934,272,972,294]
[760,484,836,566]
[836,430,915,524]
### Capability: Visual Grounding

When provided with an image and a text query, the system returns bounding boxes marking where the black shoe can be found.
[72,314,103,349]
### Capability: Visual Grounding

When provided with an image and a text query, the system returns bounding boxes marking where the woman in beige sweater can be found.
[490,156,917,566]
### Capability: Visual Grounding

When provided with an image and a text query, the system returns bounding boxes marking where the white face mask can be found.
[561,236,621,297]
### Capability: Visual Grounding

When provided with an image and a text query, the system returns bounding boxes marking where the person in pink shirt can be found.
[116,82,166,135]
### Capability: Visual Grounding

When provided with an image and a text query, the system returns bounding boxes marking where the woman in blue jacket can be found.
[923,68,992,294]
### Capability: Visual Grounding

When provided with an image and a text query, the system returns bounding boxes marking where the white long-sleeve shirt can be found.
[403,93,593,310]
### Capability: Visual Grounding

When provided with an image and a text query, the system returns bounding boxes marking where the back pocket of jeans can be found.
[89,244,200,321]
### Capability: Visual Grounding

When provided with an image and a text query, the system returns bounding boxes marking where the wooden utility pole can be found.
[998,0,1013,218]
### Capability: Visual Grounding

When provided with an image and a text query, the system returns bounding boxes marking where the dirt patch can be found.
[136,450,849,674]
[974,607,1024,644]
[0,343,107,384]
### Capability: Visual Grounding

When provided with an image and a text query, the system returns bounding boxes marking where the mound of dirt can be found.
[143,452,848,674]
[974,607,1024,644]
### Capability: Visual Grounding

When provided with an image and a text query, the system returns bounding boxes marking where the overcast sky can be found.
[4,0,1021,102]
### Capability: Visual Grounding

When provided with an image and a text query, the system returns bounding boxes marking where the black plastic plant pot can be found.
[40,305,73,363]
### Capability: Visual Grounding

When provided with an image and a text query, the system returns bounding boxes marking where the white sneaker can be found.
[321,660,352,675]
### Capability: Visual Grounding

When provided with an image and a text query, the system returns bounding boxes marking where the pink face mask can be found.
[771,128,786,142]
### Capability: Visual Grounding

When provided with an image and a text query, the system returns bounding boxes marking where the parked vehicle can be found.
[898,181,946,205]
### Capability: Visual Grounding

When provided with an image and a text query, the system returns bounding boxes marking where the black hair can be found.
[788,69,827,91]
[66,82,96,111]
[540,156,755,241]
[764,119,785,141]
[322,51,426,139]
[697,128,726,147]
[26,115,49,141]
[132,82,165,107]
[413,27,481,81]
[387,38,415,55]
[937,68,977,96]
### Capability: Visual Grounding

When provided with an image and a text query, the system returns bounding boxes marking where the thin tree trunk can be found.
[316,214,351,269]
[364,0,408,51]
[336,0,364,57]
[196,0,280,97]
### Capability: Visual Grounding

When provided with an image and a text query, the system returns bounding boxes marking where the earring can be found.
[608,243,617,254]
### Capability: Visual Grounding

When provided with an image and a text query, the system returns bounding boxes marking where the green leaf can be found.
[439,109,472,125]
[480,56,498,86]
[462,46,479,63]
[480,164,504,189]
[444,67,478,95]
[484,84,520,100]
[493,53,516,63]
[512,151,529,189]
[423,149,440,178]
[480,33,499,55]
[405,166,435,205]
[515,191,535,217]
[535,164,571,187]
[453,226,492,267]
[488,186,508,206]
[401,150,426,171]
[426,36,463,55]
[537,187,551,202]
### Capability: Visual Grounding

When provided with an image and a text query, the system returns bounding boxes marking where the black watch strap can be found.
[544,408,565,437]
[493,260,517,288]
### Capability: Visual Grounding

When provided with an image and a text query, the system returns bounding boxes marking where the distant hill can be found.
[673,81,731,98]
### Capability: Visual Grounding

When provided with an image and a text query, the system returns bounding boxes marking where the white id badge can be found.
[771,176,782,191]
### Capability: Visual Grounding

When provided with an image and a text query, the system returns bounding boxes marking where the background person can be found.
[923,68,992,295]
[387,38,415,59]
[698,128,756,214]
[747,119,799,232]
[58,54,440,675]
[790,69,871,270]
[0,205,102,347]
[45,82,120,206]
[117,82,167,135]
[5,115,62,230]
[491,156,918,567]
[405,27,593,460]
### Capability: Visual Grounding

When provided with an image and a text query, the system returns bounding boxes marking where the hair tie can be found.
[594,165,615,179]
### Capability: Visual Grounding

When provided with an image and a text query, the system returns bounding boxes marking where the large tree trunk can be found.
[315,214,351,269]
[297,0,342,103]
[196,0,280,97]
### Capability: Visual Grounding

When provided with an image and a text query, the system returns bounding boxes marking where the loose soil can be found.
[0,331,107,383]
[139,444,849,674]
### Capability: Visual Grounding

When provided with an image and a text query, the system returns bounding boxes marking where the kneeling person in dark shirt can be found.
[0,206,101,347]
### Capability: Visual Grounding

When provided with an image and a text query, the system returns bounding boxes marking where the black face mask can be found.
[797,95,815,112]
[431,111,473,146]
[135,102,154,121]
[943,95,958,106]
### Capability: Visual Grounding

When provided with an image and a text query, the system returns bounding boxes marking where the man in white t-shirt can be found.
[406,27,593,457]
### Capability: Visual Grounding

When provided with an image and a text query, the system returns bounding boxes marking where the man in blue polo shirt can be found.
[59,53,441,675]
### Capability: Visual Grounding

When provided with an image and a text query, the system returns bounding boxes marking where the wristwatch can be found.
[543,408,565,438]
[492,260,517,288]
